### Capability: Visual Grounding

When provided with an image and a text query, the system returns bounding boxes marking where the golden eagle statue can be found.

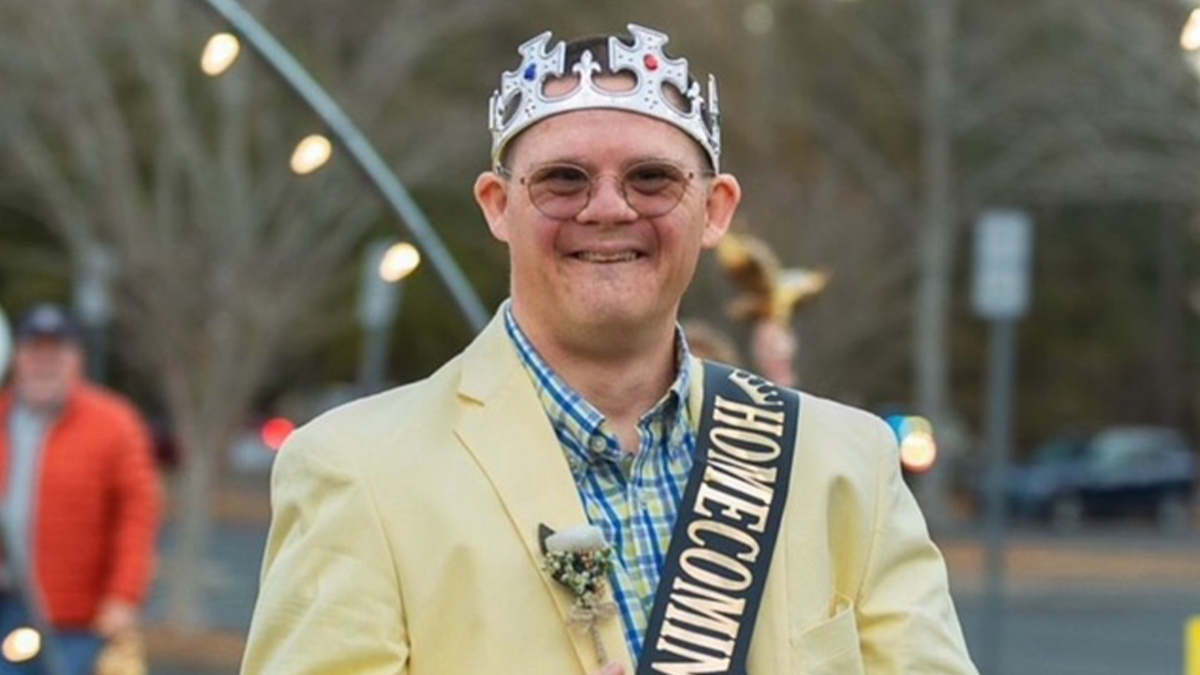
[713,231,830,386]
[715,231,830,324]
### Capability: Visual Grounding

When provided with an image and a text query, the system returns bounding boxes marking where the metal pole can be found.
[915,0,957,528]
[1154,207,1184,427]
[358,282,404,395]
[81,324,109,384]
[979,318,1017,675]
[74,246,115,384]
[193,0,490,332]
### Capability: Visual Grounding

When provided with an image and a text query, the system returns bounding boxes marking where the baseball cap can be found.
[16,304,81,342]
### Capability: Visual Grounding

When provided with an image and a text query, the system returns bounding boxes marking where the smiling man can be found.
[243,25,978,675]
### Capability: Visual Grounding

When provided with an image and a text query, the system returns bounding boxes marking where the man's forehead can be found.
[18,336,78,351]
[508,108,706,168]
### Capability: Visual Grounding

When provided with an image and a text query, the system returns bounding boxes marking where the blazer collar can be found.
[455,308,634,671]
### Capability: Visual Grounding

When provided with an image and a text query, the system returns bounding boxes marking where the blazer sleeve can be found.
[241,429,408,675]
[854,419,980,675]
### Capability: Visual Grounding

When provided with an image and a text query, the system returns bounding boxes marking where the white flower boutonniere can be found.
[540,524,618,664]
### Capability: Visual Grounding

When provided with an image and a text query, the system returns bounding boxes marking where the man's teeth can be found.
[576,251,639,263]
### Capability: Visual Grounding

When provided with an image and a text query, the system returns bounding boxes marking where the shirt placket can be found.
[633,415,664,618]
[584,429,649,654]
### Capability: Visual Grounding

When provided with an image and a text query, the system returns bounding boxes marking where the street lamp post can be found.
[73,246,115,383]
[358,240,420,394]
[192,0,489,332]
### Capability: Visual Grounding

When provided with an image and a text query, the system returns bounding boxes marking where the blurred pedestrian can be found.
[0,304,162,675]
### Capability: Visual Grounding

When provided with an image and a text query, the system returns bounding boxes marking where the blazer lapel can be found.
[455,314,634,672]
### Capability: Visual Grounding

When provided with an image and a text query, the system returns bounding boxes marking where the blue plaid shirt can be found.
[504,307,697,662]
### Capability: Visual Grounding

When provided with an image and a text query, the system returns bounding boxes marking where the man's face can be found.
[476,106,740,345]
[13,337,83,409]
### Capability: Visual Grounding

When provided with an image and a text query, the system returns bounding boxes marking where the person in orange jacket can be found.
[0,304,163,675]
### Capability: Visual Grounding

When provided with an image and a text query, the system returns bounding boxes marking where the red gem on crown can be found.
[644,54,659,71]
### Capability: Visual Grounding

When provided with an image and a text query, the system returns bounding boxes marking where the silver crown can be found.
[488,24,721,171]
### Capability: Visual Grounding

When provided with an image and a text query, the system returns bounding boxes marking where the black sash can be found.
[637,362,801,675]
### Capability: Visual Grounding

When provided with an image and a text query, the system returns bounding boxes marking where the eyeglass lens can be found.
[523,162,696,219]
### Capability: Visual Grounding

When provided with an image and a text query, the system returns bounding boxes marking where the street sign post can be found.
[973,208,1033,675]
[973,209,1033,321]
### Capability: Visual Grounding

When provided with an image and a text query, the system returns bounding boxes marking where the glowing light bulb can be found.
[290,135,333,175]
[892,416,938,474]
[1183,9,1200,51]
[261,418,296,451]
[742,3,776,35]
[900,431,938,474]
[2,627,41,663]
[201,33,242,76]
[379,243,421,283]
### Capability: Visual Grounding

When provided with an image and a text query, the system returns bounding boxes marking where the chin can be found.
[569,295,666,332]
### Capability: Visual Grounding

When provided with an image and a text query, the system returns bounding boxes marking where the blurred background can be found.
[2,0,1200,673]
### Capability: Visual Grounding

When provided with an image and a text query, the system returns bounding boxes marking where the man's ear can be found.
[474,171,511,242]
[701,174,741,248]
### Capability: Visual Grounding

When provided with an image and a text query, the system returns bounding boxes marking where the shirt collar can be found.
[504,303,693,466]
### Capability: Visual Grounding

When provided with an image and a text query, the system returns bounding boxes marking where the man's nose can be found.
[576,175,637,223]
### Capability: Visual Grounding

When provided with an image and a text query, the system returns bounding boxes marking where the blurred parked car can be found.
[1008,426,1197,531]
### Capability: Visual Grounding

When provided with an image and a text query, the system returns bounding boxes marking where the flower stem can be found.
[590,621,608,665]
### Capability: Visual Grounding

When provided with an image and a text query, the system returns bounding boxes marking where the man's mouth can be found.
[572,251,642,263]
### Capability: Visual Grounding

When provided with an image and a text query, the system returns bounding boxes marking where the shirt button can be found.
[589,436,607,454]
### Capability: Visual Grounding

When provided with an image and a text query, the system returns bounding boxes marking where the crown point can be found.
[523,64,538,81]
[644,54,660,71]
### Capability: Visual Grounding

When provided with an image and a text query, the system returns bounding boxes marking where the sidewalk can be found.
[146,482,271,675]
[941,529,1200,594]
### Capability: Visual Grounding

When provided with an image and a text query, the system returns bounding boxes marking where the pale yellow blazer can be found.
[241,314,978,675]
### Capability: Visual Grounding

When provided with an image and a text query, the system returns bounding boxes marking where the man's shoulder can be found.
[691,360,888,432]
[288,352,466,457]
[787,388,898,472]
[71,384,149,431]
[696,360,890,444]
[694,361,895,472]
[795,390,891,438]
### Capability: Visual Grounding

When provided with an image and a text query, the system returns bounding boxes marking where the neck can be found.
[513,304,679,445]
[16,393,68,417]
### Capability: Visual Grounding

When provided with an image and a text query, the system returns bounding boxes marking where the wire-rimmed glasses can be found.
[498,161,713,219]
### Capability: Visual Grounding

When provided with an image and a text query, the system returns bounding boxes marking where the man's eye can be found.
[626,165,680,193]
[535,166,589,185]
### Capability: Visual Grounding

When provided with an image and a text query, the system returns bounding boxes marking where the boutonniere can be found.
[540,524,618,664]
